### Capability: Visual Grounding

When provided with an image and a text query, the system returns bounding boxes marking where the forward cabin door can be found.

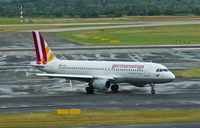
[143,66,150,79]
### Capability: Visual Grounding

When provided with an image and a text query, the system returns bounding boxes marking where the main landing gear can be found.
[150,83,156,94]
[86,86,94,94]
[111,85,119,92]
[85,84,119,94]
[85,81,94,94]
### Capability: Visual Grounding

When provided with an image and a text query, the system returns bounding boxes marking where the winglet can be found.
[32,31,56,64]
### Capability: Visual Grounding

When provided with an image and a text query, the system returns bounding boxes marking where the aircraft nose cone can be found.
[169,72,175,81]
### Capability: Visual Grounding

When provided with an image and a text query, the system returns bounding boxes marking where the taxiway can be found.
[0,29,200,116]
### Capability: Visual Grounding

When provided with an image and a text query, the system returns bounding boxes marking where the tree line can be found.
[0,0,200,18]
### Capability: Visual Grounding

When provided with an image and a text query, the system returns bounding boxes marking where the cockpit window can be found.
[156,68,169,72]
[163,69,168,72]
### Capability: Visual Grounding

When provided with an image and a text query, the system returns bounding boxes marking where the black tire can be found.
[86,87,94,94]
[151,89,156,95]
[111,85,119,92]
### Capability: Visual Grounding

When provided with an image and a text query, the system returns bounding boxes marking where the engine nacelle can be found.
[92,79,111,90]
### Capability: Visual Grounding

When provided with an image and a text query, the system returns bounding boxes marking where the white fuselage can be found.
[37,59,175,85]
[31,31,175,94]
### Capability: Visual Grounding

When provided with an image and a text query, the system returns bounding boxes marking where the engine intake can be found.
[92,79,111,90]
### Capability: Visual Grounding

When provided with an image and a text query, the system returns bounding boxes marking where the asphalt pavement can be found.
[0,23,200,127]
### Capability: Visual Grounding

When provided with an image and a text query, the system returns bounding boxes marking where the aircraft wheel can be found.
[111,85,119,92]
[150,83,156,95]
[151,89,156,94]
[86,87,94,94]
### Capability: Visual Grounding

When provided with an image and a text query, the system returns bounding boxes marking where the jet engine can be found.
[92,79,111,90]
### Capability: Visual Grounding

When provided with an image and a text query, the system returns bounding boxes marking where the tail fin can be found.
[32,31,56,64]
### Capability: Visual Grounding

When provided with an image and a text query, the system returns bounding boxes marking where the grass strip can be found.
[1,16,200,24]
[0,18,21,24]
[174,67,200,78]
[0,110,200,127]
[57,24,200,46]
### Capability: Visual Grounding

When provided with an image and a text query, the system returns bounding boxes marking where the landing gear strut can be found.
[86,81,94,94]
[150,83,156,94]
[111,85,119,92]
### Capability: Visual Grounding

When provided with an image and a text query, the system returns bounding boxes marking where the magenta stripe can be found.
[32,31,41,62]
[39,32,47,62]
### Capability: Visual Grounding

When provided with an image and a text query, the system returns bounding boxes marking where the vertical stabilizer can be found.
[32,31,56,64]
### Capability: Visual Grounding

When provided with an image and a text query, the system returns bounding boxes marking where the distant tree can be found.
[54,11,64,17]
[0,0,200,18]
[194,8,200,15]
[80,11,88,18]
[88,12,99,18]
[164,8,174,15]
[148,8,161,16]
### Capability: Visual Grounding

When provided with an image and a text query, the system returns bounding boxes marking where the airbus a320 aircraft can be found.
[31,31,175,94]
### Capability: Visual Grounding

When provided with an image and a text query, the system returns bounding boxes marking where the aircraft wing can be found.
[36,73,114,81]
[37,73,93,79]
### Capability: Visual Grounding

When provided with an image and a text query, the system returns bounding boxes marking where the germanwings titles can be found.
[31,31,175,94]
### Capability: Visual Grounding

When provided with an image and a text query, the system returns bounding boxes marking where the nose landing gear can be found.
[150,83,156,94]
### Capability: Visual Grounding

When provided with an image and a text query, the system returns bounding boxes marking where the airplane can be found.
[30,31,175,94]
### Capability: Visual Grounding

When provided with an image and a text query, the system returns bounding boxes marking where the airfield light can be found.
[20,6,23,23]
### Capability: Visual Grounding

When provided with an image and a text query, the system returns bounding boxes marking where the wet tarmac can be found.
[0,32,200,114]
[0,32,81,48]
[0,51,200,114]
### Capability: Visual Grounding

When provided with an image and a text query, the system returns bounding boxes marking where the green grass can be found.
[0,110,200,127]
[0,18,21,24]
[0,25,65,32]
[1,16,200,24]
[30,16,200,23]
[174,67,200,78]
[57,24,200,45]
